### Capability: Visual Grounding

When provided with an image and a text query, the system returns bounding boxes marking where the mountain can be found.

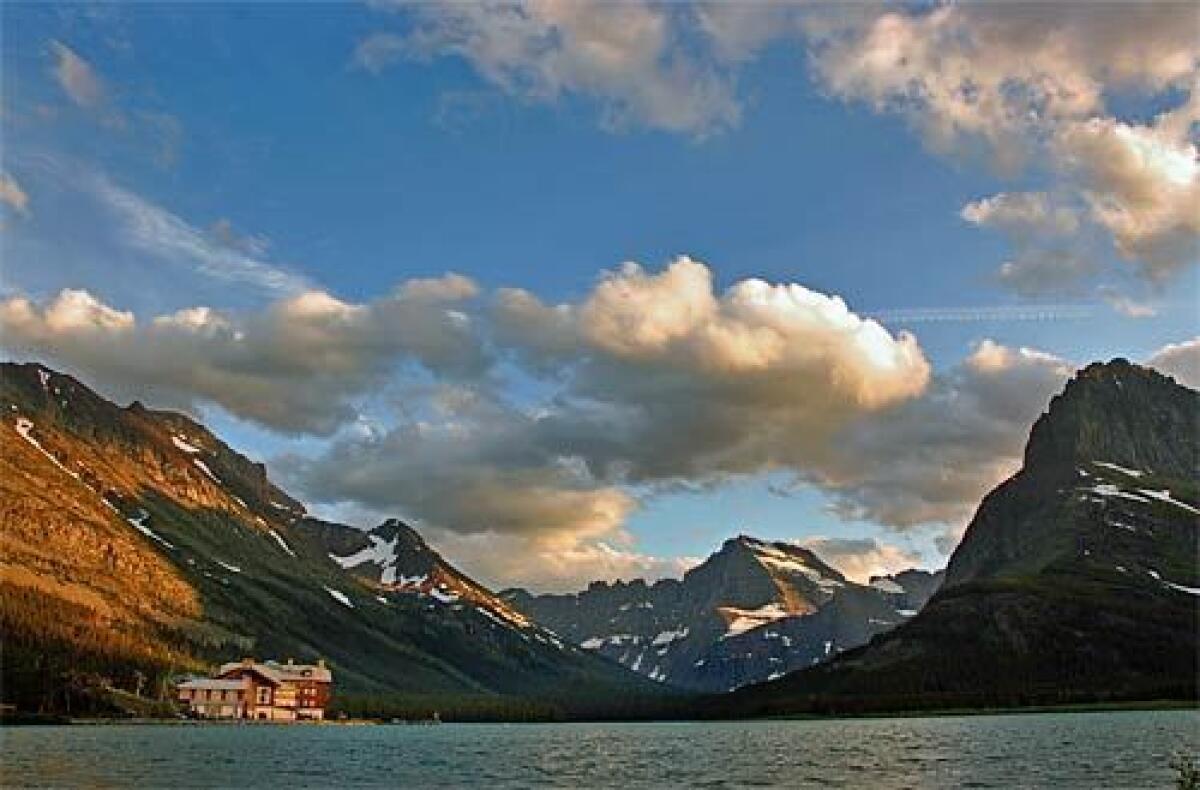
[719,360,1199,715]
[867,569,944,613]
[0,362,657,717]
[503,535,941,692]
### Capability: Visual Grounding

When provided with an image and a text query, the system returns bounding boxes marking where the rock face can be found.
[867,569,944,613]
[947,359,1199,587]
[299,517,535,628]
[0,362,653,715]
[721,360,1199,716]
[504,536,941,692]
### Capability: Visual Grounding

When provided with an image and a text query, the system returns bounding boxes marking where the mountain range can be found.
[719,359,1199,715]
[1,357,1195,719]
[503,539,942,692]
[0,362,656,718]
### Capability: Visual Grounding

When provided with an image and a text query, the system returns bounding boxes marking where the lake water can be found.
[1,709,1196,788]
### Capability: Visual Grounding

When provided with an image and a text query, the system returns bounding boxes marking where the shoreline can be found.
[3,698,1194,727]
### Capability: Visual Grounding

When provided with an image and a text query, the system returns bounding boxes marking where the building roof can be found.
[218,659,332,684]
[178,678,249,691]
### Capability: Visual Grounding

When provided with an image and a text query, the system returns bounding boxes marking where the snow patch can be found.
[720,603,791,639]
[651,627,689,646]
[330,534,402,584]
[126,509,175,549]
[1093,461,1145,478]
[581,637,604,650]
[14,418,78,480]
[193,459,221,484]
[324,586,354,608]
[268,529,296,557]
[429,587,458,604]
[750,543,843,590]
[171,435,202,454]
[215,560,241,574]
[1084,483,1149,503]
[1136,488,1200,515]
[870,578,905,594]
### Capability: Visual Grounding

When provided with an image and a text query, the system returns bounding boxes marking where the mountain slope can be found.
[504,536,940,692]
[719,360,1199,715]
[0,362,655,716]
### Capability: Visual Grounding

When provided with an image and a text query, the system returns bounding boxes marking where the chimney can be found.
[317,658,326,669]
[242,657,254,667]
[287,657,294,666]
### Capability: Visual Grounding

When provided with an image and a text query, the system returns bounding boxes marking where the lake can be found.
[1,709,1196,788]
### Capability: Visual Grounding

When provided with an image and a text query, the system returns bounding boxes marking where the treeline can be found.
[331,690,703,723]
[0,582,200,716]
[331,693,561,722]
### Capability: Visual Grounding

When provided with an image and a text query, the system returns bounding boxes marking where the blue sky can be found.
[3,3,1197,589]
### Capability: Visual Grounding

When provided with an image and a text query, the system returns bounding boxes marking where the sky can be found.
[2,2,1197,592]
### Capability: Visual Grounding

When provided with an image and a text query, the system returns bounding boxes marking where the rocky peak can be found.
[1022,359,1197,482]
[946,358,1199,588]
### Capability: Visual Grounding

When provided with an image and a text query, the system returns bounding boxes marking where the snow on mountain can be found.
[505,535,942,692]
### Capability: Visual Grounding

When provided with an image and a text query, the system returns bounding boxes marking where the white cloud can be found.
[1147,337,1200,390]
[805,3,1198,167]
[49,40,105,108]
[995,251,1098,298]
[272,258,929,576]
[493,257,931,485]
[427,529,700,593]
[362,3,1199,293]
[360,0,740,136]
[1054,106,1200,283]
[1098,287,1158,318]
[808,339,1074,532]
[86,170,309,296]
[0,278,488,434]
[804,3,1200,290]
[798,537,923,585]
[961,192,1080,238]
[0,173,30,217]
[352,32,407,74]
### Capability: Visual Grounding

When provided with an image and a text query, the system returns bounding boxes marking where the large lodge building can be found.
[177,658,332,721]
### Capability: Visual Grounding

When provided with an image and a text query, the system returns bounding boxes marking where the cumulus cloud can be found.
[0,173,30,217]
[0,278,488,434]
[1054,104,1200,283]
[360,0,740,135]
[280,384,636,539]
[1147,337,1200,390]
[3,257,1127,587]
[961,192,1096,295]
[807,339,1074,537]
[493,257,931,484]
[805,3,1197,168]
[798,537,923,585]
[277,258,930,573]
[961,192,1080,238]
[49,40,105,108]
[364,2,1198,291]
[426,529,700,593]
[804,3,1200,290]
